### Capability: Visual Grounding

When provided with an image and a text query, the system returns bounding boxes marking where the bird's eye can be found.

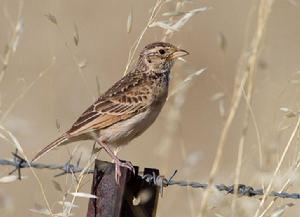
[159,49,166,55]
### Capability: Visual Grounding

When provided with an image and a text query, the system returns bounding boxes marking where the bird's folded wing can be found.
[68,75,151,136]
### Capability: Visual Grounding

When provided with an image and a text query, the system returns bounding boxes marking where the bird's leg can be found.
[95,138,134,183]
[113,146,121,156]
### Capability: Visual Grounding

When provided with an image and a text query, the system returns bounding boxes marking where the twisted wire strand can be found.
[0,152,94,176]
[1,152,300,199]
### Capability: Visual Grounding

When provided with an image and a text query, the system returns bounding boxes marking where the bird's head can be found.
[138,42,189,72]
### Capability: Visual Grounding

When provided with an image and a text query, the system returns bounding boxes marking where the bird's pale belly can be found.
[99,103,164,146]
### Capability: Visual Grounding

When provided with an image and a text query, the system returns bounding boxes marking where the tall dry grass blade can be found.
[259,158,300,216]
[197,0,275,216]
[64,150,98,217]
[0,0,24,84]
[231,87,264,216]
[255,115,300,217]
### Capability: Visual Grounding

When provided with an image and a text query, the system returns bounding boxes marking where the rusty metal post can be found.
[86,160,160,217]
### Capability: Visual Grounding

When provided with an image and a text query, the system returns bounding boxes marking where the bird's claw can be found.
[114,160,135,184]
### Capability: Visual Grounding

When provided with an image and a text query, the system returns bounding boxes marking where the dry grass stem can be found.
[231,87,264,215]
[255,115,300,217]
[0,124,54,216]
[65,153,98,217]
[0,0,24,84]
[123,0,164,75]
[1,57,56,121]
[198,0,275,216]
[259,158,300,216]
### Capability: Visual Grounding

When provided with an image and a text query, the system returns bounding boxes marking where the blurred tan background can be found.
[1,0,300,216]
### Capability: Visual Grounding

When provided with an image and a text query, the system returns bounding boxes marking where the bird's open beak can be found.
[169,48,189,60]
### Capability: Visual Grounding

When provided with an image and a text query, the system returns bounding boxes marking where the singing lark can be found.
[32,42,188,182]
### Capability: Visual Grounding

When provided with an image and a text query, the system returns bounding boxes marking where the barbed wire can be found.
[0,150,93,177]
[1,151,300,200]
[141,172,300,199]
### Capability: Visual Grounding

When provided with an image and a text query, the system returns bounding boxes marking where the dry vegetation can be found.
[1,0,300,217]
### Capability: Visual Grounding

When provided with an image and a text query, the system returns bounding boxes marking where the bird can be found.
[32,42,189,182]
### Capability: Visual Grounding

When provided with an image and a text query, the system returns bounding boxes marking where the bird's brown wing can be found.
[68,73,152,137]
[32,74,150,162]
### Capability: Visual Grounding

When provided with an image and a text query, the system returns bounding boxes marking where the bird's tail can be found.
[31,134,69,162]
